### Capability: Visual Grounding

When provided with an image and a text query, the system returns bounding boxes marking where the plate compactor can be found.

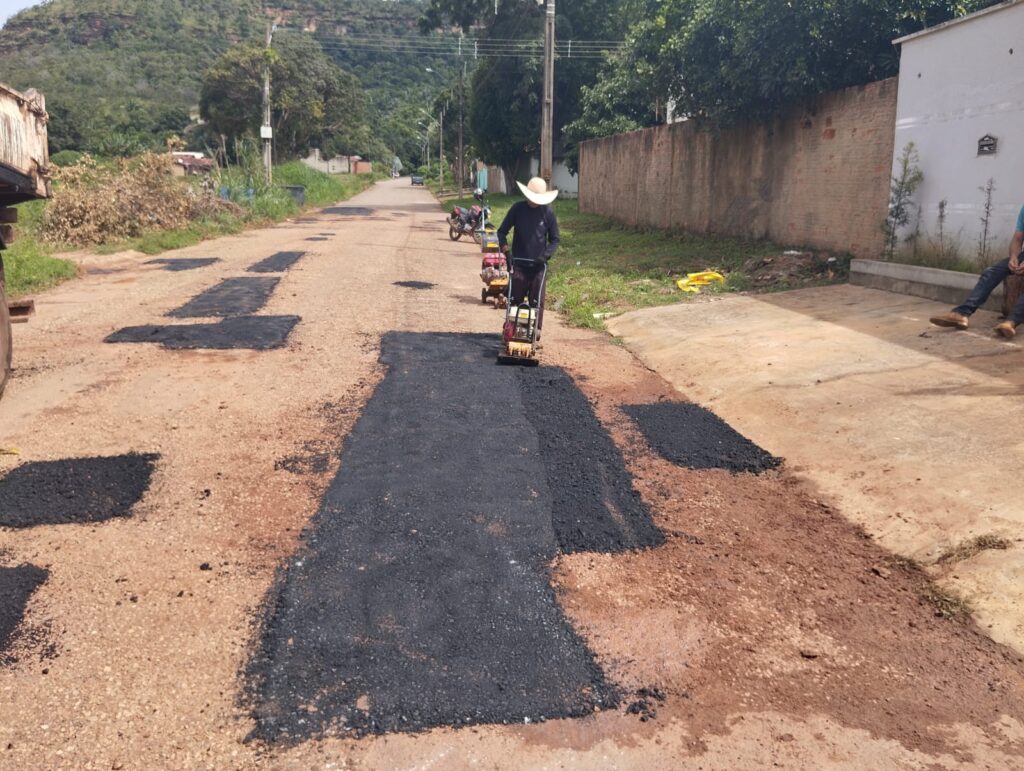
[497,261,546,366]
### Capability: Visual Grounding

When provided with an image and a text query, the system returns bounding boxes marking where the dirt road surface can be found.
[608,286,1024,655]
[1,180,1024,769]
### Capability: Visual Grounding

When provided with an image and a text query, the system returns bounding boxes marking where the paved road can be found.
[1,180,1023,769]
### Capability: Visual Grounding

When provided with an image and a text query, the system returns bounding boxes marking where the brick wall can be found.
[579,79,898,258]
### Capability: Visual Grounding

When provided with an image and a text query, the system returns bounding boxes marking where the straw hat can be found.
[517,177,559,206]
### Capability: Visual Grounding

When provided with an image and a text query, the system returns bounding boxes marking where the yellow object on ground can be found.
[676,271,726,293]
[0,447,20,455]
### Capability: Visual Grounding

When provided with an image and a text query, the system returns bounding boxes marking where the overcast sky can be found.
[0,0,40,27]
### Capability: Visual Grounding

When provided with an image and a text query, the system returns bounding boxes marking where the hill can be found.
[0,0,456,157]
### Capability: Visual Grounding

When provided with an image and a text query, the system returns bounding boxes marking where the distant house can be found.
[302,149,372,175]
[893,0,1024,254]
[170,152,215,177]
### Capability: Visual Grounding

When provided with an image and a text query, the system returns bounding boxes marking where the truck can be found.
[0,82,50,399]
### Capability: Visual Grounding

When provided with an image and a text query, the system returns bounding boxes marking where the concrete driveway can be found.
[608,283,1024,652]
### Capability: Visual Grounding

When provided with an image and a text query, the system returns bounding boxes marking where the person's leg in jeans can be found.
[932,257,1012,329]
[953,258,1012,316]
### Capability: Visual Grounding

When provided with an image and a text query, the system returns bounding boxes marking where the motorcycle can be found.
[448,188,494,244]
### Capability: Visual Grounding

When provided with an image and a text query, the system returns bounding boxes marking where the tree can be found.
[421,0,624,185]
[199,34,370,160]
[585,0,1003,129]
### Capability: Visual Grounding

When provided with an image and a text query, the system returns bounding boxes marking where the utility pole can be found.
[540,0,555,184]
[438,107,444,192]
[262,23,274,185]
[458,62,465,197]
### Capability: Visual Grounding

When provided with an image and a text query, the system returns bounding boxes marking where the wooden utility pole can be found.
[540,0,555,184]
[262,23,273,185]
[438,107,444,192]
[458,62,465,197]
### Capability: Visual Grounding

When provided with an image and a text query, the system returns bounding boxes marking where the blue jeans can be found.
[954,256,1024,324]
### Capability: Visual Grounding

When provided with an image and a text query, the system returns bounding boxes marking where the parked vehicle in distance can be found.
[411,175,425,186]
[1,83,50,400]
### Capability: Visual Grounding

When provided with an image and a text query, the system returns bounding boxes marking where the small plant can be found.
[936,533,1012,566]
[883,142,924,260]
[936,198,947,256]
[977,178,996,265]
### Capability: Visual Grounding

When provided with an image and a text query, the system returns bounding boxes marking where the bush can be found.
[43,153,226,246]
[50,150,84,167]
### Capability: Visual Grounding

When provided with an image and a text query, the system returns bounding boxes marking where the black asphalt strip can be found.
[248,252,306,273]
[106,316,300,351]
[624,402,781,474]
[305,237,328,242]
[0,454,158,528]
[392,281,435,290]
[144,258,219,271]
[322,206,374,216]
[519,371,665,554]
[246,332,655,743]
[0,565,48,657]
[168,277,280,318]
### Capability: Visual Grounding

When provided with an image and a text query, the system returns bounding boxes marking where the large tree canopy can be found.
[572,0,1002,137]
[422,0,624,184]
[199,34,370,160]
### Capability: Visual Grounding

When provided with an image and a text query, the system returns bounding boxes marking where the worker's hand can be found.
[1012,252,1024,275]
[500,244,510,255]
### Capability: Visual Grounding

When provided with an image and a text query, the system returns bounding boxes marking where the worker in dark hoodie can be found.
[497,177,560,337]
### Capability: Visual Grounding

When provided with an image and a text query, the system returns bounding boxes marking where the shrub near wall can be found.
[579,79,898,259]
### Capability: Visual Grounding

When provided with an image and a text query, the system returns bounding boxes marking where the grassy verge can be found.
[3,162,379,297]
[447,192,805,329]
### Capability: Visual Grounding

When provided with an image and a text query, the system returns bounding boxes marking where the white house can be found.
[893,0,1024,258]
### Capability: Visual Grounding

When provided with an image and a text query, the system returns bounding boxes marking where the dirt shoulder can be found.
[0,184,1022,768]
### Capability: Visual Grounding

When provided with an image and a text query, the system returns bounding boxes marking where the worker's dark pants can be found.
[510,260,546,331]
[954,255,1024,323]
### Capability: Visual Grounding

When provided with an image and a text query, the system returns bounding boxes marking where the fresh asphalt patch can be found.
[0,454,159,529]
[520,370,664,554]
[106,316,300,351]
[248,252,306,273]
[0,565,48,658]
[246,332,648,743]
[392,281,435,290]
[144,258,219,272]
[322,206,375,216]
[167,277,280,318]
[624,402,781,474]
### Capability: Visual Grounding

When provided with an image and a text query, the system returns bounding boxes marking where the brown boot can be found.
[929,311,969,329]
[995,320,1017,339]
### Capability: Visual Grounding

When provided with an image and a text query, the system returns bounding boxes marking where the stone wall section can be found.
[579,78,898,257]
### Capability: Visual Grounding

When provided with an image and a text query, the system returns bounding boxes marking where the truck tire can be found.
[0,259,10,401]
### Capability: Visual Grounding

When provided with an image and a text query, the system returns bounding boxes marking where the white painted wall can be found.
[529,158,578,197]
[893,0,1024,260]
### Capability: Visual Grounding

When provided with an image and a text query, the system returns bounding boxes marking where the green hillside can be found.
[0,0,456,158]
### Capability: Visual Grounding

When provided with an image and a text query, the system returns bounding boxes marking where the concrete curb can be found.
[849,259,1000,312]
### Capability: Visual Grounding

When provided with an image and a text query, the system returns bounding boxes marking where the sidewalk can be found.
[608,284,1024,652]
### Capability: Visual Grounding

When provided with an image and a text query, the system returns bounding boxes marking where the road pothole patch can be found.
[246,332,626,744]
[392,281,435,290]
[145,258,219,272]
[248,252,306,273]
[322,206,375,216]
[0,565,48,660]
[518,369,664,554]
[106,316,301,351]
[0,453,159,528]
[168,277,280,318]
[624,402,781,474]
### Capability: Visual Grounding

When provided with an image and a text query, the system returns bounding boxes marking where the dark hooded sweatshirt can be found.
[496,201,560,265]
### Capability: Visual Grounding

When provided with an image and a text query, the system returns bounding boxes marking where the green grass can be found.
[448,193,783,329]
[2,200,77,297]
[4,163,380,296]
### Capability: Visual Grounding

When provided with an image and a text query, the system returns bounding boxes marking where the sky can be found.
[0,0,40,27]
